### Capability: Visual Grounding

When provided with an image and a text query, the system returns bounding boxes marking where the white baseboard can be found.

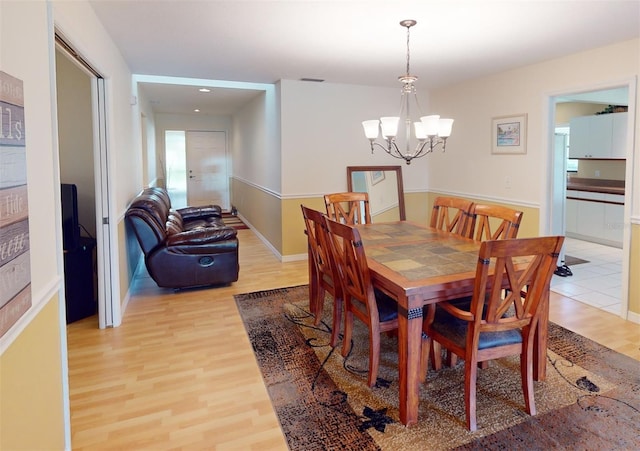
[626,309,640,324]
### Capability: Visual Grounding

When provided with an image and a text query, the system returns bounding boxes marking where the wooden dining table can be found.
[355,220,550,426]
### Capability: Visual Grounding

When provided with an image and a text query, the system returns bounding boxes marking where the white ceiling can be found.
[88,0,640,115]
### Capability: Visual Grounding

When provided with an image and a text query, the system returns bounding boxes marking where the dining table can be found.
[355,220,550,426]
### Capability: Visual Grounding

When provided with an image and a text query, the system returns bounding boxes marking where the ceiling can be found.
[88,0,640,115]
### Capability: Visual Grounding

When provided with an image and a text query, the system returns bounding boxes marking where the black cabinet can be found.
[64,236,97,324]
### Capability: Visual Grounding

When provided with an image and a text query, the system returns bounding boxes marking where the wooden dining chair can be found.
[421,235,564,431]
[468,204,523,241]
[323,216,399,387]
[301,205,343,347]
[442,203,524,367]
[430,196,475,237]
[324,192,372,225]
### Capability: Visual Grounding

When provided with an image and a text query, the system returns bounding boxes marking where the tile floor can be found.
[551,237,623,315]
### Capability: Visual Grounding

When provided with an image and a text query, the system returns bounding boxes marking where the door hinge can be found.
[103,217,109,225]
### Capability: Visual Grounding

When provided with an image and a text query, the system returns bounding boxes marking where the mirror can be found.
[347,165,406,221]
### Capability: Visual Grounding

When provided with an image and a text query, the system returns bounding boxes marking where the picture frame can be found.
[370,170,385,185]
[491,114,527,154]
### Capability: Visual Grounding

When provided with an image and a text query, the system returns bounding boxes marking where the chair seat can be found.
[430,307,522,350]
[374,288,398,322]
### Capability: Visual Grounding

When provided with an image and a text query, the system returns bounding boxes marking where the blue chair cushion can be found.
[374,288,399,322]
[430,306,522,350]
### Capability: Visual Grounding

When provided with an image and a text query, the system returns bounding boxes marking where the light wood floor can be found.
[67,228,640,449]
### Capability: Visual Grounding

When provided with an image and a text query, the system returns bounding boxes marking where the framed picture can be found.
[370,170,385,185]
[492,114,527,154]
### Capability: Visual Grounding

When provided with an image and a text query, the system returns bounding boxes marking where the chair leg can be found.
[341,310,353,357]
[420,336,432,383]
[367,328,381,387]
[521,334,537,416]
[446,351,458,367]
[329,295,342,347]
[464,357,478,432]
[432,340,443,371]
[313,286,325,326]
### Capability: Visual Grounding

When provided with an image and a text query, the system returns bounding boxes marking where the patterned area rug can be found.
[235,286,640,450]
[221,212,249,229]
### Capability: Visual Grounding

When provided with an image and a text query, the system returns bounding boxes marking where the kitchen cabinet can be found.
[569,112,627,159]
[611,113,628,158]
[565,190,624,247]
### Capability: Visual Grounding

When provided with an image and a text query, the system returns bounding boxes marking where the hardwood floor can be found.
[67,228,640,449]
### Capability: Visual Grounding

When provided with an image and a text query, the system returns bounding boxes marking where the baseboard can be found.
[626,310,640,324]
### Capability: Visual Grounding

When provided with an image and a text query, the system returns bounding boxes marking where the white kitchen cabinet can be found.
[565,190,624,247]
[603,202,625,243]
[565,198,578,234]
[611,113,628,158]
[568,112,627,159]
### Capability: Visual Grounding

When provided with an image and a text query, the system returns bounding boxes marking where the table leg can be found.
[397,299,423,426]
[533,288,549,381]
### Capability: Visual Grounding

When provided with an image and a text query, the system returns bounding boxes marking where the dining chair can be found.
[323,216,399,387]
[301,205,343,347]
[324,192,372,225]
[468,204,523,241]
[430,196,475,237]
[442,203,524,367]
[421,235,564,431]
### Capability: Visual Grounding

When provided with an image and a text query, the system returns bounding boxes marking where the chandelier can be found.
[362,20,454,165]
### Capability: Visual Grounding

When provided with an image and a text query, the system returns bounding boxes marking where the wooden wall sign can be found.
[0,71,32,338]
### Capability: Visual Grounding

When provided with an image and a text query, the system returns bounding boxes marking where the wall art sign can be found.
[0,71,32,338]
[492,114,527,154]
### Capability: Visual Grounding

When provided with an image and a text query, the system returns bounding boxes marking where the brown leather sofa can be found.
[125,187,239,289]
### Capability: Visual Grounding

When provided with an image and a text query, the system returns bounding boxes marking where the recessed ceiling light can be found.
[194,109,200,112]
[198,88,211,92]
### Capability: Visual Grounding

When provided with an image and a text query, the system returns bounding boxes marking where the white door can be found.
[185,131,229,210]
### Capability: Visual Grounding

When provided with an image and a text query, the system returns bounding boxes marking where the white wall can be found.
[53,0,138,214]
[427,39,639,214]
[232,87,281,192]
[279,79,437,197]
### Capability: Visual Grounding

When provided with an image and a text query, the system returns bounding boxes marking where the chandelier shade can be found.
[362,20,454,165]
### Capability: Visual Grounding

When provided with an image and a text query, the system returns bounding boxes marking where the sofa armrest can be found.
[166,227,237,246]
[177,205,222,220]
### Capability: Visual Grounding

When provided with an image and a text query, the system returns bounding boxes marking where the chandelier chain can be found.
[405,25,411,77]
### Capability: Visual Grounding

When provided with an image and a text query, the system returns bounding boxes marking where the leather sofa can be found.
[125,187,239,289]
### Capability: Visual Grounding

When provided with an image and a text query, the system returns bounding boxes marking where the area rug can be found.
[564,255,589,266]
[235,285,640,450]
[221,212,249,229]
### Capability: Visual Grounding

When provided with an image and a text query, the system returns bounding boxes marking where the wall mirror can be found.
[347,165,406,221]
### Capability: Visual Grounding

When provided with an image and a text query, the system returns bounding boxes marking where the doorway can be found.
[165,130,230,210]
[548,84,633,318]
[55,33,116,328]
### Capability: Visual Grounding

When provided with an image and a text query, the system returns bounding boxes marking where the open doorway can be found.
[548,85,633,318]
[55,33,117,328]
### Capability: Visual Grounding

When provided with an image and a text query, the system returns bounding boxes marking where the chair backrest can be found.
[461,236,564,342]
[301,205,335,282]
[324,192,372,225]
[323,217,379,323]
[430,196,474,237]
[469,204,523,241]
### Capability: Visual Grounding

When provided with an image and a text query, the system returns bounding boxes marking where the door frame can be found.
[543,77,637,319]
[54,32,118,328]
